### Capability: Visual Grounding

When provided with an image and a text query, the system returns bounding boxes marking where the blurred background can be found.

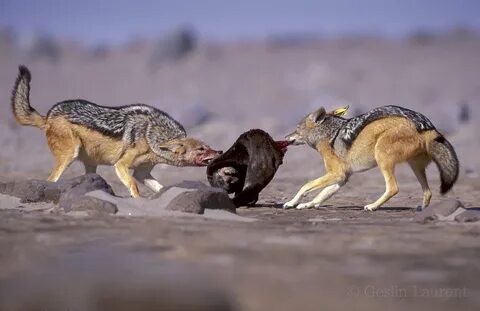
[0,0,479,179]
[1,2,480,310]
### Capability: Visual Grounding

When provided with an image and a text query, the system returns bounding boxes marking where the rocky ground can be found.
[1,32,480,310]
[0,171,479,311]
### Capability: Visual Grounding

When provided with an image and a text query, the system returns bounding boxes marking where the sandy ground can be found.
[1,176,480,310]
[1,33,480,310]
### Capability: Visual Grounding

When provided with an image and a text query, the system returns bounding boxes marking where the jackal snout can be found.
[285,107,327,146]
[159,138,222,166]
[286,106,350,146]
[285,130,305,145]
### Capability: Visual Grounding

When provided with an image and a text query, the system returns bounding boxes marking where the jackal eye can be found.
[198,146,205,151]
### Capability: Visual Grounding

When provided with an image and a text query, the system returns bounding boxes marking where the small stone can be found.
[57,174,115,198]
[414,199,464,223]
[0,179,54,203]
[58,174,116,212]
[166,190,236,214]
[0,174,115,205]
[455,209,480,223]
[64,196,118,216]
[152,181,213,199]
[0,193,21,209]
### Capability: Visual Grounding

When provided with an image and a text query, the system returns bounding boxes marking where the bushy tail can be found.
[430,135,459,194]
[11,65,46,128]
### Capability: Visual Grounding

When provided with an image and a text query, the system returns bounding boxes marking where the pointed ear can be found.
[330,105,350,117]
[308,107,326,123]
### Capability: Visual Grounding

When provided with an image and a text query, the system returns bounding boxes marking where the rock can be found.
[0,174,114,205]
[88,189,254,221]
[414,199,464,223]
[149,26,196,69]
[154,181,214,196]
[63,196,118,216]
[56,174,115,198]
[0,175,117,214]
[89,180,238,215]
[0,179,56,203]
[58,174,115,209]
[455,208,480,223]
[166,189,236,214]
[0,193,21,209]
[87,190,167,217]
[160,182,236,214]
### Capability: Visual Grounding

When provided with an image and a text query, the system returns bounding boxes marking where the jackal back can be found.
[47,100,187,145]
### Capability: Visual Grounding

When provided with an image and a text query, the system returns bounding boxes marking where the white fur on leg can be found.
[364,203,379,211]
[133,165,163,193]
[296,201,316,209]
[144,178,163,192]
[283,195,302,209]
[296,183,341,209]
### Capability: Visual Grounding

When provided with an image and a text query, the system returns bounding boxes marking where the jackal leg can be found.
[296,182,344,209]
[283,174,345,209]
[46,128,80,182]
[364,141,402,211]
[114,152,140,198]
[409,158,432,210]
[133,164,163,193]
[364,162,398,211]
[365,125,424,211]
[48,154,78,182]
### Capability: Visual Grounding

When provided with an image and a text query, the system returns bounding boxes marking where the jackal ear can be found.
[330,105,350,117]
[308,107,326,123]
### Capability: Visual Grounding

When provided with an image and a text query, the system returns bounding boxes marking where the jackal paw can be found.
[283,200,298,209]
[363,204,379,211]
[296,202,315,209]
[297,202,327,210]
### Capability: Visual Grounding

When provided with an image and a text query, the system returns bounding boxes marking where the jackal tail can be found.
[430,135,459,194]
[11,65,46,128]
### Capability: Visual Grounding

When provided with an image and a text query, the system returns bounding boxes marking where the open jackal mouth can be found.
[197,151,222,166]
[200,154,216,165]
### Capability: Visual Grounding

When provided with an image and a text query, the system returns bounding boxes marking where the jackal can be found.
[11,66,221,197]
[283,105,459,211]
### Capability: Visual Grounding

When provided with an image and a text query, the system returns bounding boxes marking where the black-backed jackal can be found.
[11,66,221,197]
[284,105,459,211]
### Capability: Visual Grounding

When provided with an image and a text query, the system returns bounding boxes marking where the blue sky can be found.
[1,0,479,43]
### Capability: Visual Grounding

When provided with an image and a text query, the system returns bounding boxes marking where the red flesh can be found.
[275,140,291,154]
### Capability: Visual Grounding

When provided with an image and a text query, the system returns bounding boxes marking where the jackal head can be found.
[156,138,222,166]
[286,106,349,147]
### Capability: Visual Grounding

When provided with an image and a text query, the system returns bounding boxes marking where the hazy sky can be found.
[1,0,479,43]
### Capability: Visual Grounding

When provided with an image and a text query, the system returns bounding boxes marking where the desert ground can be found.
[0,29,480,310]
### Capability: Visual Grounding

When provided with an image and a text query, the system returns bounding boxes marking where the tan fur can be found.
[285,116,441,210]
[11,66,221,198]
[43,117,204,197]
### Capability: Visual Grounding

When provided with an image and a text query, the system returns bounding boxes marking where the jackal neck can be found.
[305,116,347,149]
